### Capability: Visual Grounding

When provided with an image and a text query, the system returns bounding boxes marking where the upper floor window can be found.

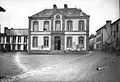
[67,21,73,31]
[55,20,61,31]
[32,37,38,48]
[67,37,72,48]
[43,21,49,31]
[78,20,85,31]
[18,36,21,43]
[116,24,119,33]
[44,37,49,47]
[78,37,84,48]
[33,21,39,31]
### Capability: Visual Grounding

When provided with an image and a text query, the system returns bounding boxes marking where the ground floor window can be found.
[18,45,21,50]
[44,37,49,47]
[13,45,16,50]
[32,37,38,48]
[78,37,84,48]
[67,37,72,48]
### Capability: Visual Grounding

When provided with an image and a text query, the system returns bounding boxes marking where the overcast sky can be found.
[0,0,119,34]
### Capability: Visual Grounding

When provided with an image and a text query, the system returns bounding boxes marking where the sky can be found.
[0,0,119,34]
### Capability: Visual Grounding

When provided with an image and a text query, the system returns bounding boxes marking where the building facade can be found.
[89,34,97,50]
[28,4,90,54]
[0,27,28,52]
[96,18,120,52]
[111,18,120,51]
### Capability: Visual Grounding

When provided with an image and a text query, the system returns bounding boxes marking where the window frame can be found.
[43,37,49,47]
[78,37,84,48]
[33,21,39,31]
[32,37,38,48]
[67,20,73,31]
[67,37,72,48]
[78,20,85,31]
[55,20,61,31]
[44,21,49,31]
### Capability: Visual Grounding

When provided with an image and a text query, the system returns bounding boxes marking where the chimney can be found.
[64,4,68,10]
[4,27,8,33]
[106,20,111,28]
[53,4,57,10]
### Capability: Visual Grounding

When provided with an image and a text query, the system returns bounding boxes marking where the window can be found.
[44,37,49,47]
[55,20,61,31]
[33,21,39,31]
[24,36,27,43]
[12,36,16,43]
[78,20,84,31]
[6,36,10,43]
[67,21,73,31]
[32,37,38,47]
[0,36,1,43]
[44,21,49,31]
[116,38,119,47]
[18,44,21,50]
[116,24,119,33]
[18,36,21,43]
[78,37,84,48]
[67,37,72,48]
[3,36,5,43]
[114,31,116,38]
[13,45,16,50]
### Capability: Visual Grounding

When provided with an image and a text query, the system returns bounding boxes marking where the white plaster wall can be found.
[31,20,51,31]
[65,19,87,31]
[31,35,51,50]
[65,35,86,50]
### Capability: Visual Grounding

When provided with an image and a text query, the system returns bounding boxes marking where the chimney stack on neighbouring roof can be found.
[4,27,8,33]
[53,4,57,10]
[64,4,68,10]
[106,20,111,28]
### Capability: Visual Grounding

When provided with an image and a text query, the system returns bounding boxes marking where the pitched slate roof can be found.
[30,8,89,18]
[6,29,28,35]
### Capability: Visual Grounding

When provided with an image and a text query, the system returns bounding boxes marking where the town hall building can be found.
[28,4,90,54]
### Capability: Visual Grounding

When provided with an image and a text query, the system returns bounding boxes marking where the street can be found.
[0,51,120,82]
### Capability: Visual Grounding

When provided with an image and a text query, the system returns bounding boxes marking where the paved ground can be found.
[0,51,120,82]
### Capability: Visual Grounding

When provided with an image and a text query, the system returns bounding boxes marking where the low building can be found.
[28,4,90,54]
[0,27,28,52]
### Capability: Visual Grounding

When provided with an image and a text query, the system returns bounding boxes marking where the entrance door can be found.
[54,36,61,50]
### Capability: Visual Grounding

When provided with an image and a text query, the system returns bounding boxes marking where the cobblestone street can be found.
[0,51,120,82]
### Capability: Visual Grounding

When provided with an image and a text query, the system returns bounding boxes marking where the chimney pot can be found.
[64,4,68,9]
[53,4,57,10]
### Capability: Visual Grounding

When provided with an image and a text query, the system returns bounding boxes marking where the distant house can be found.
[0,27,28,52]
[28,4,90,54]
[89,34,96,50]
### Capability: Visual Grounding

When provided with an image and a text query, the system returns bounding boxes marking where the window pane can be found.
[79,21,84,31]
[78,37,84,48]
[67,37,72,48]
[44,37,49,47]
[32,37,38,47]
[55,21,61,31]
[67,21,73,31]
[33,21,38,31]
[44,21,49,31]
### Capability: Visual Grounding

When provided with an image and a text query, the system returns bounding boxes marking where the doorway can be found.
[54,36,61,50]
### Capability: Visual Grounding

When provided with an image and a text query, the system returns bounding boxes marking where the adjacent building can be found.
[111,18,120,51]
[96,18,120,52]
[0,27,28,52]
[28,4,90,54]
